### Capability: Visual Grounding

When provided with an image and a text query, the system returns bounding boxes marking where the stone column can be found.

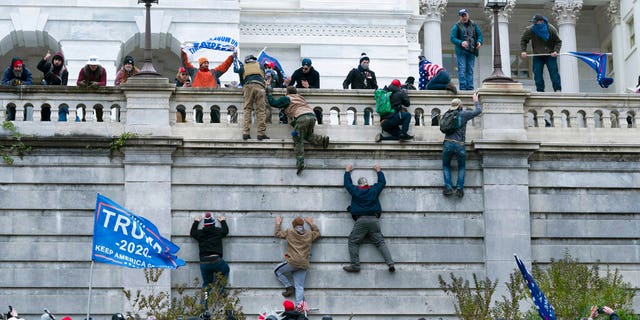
[420,0,447,65]
[484,0,516,78]
[553,0,583,93]
[408,15,426,76]
[608,0,625,93]
[475,86,539,299]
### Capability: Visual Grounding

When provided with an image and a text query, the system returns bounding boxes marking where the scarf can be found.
[532,22,550,42]
[294,225,305,234]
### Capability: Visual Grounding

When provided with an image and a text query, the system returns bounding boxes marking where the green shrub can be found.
[122,268,245,320]
[438,272,497,320]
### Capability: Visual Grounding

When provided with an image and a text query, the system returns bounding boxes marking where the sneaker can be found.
[375,133,382,142]
[399,133,414,140]
[257,134,270,140]
[296,163,306,175]
[388,265,396,273]
[343,265,360,273]
[282,286,294,297]
[455,188,464,198]
[446,83,458,94]
[322,136,330,149]
[242,134,251,140]
[443,188,454,196]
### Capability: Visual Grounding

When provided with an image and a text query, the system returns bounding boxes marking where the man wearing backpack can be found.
[442,92,482,198]
[375,79,413,142]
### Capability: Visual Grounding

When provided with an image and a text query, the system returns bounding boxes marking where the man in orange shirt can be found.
[180,49,235,88]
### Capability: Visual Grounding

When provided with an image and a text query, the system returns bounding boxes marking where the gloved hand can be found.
[11,78,21,86]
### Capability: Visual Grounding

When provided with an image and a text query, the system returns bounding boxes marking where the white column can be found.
[420,0,447,65]
[608,0,625,93]
[485,0,516,78]
[553,0,583,93]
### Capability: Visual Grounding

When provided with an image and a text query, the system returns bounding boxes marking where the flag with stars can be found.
[515,254,556,320]
[92,194,185,269]
[566,52,614,88]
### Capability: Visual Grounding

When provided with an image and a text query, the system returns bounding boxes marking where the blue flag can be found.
[515,255,556,320]
[257,50,287,79]
[187,35,238,54]
[567,52,614,88]
[92,194,185,269]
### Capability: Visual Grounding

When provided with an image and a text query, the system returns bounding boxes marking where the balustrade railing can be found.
[2,86,640,142]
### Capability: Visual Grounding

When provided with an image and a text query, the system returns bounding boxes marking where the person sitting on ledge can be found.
[418,55,457,94]
[376,79,413,142]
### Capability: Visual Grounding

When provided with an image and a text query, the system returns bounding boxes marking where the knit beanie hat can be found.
[12,59,23,68]
[292,217,304,227]
[198,57,209,65]
[203,212,215,227]
[123,55,134,65]
[359,52,370,63]
[283,300,295,311]
[390,79,402,87]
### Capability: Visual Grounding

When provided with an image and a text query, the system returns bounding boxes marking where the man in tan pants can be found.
[238,54,269,140]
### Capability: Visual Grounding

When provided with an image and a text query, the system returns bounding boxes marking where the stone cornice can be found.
[484,0,517,23]
[239,24,406,38]
[552,0,583,25]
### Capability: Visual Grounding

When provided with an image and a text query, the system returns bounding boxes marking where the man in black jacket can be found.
[342,53,377,89]
[289,58,320,89]
[190,212,230,306]
[343,164,394,273]
[376,79,413,142]
[37,50,68,85]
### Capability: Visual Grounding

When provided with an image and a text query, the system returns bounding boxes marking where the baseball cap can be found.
[458,8,468,16]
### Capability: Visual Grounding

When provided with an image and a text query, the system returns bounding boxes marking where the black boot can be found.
[282,286,295,297]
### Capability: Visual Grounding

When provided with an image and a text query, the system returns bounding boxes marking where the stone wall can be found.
[2,82,640,319]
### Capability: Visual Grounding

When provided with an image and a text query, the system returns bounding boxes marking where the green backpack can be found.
[374,89,393,117]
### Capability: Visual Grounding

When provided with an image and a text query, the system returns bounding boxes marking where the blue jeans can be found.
[274,261,308,306]
[456,50,475,90]
[200,258,230,304]
[442,141,467,191]
[426,70,451,90]
[381,111,411,138]
[532,56,561,92]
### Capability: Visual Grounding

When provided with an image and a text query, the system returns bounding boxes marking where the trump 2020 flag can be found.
[567,52,614,88]
[257,50,287,79]
[515,254,556,320]
[92,194,185,269]
[186,35,238,54]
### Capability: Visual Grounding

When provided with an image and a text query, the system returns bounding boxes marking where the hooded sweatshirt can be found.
[274,222,321,269]
[37,51,68,85]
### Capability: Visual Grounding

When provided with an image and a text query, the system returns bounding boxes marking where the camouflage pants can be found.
[292,114,325,165]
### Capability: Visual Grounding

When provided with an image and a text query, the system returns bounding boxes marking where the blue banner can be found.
[567,52,614,88]
[257,50,287,79]
[188,36,238,54]
[92,194,185,269]
[515,255,556,320]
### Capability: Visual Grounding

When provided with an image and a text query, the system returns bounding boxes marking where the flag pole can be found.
[86,261,94,320]
[526,52,613,57]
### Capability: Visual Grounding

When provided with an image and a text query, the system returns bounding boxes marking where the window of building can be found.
[510,52,531,79]
[627,17,635,49]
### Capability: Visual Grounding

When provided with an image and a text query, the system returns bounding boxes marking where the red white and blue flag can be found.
[567,52,614,88]
[515,254,556,320]
[92,194,185,269]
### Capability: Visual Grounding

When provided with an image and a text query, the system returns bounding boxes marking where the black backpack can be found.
[439,109,462,134]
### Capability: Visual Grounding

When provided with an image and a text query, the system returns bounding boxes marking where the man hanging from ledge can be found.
[267,86,330,175]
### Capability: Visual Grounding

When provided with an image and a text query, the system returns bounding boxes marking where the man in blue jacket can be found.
[343,164,394,273]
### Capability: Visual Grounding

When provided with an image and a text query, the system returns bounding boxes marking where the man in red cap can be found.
[376,79,413,142]
[274,216,320,312]
[190,212,230,308]
[280,299,309,320]
[2,57,33,86]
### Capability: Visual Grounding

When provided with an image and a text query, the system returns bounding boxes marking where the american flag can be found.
[514,254,556,320]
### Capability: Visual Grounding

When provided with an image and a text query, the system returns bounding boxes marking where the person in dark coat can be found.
[37,50,68,85]
[342,53,377,89]
[376,79,413,142]
[2,57,33,86]
[343,164,394,273]
[289,58,320,89]
[190,212,230,307]
[280,300,308,320]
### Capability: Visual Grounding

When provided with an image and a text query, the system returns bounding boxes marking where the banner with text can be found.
[92,194,185,269]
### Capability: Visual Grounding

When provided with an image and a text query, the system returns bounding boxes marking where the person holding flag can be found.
[180,48,235,88]
[190,212,230,301]
[520,14,562,92]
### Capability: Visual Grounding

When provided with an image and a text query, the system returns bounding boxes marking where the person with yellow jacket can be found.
[267,86,330,175]
[180,49,235,88]
[274,216,321,312]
